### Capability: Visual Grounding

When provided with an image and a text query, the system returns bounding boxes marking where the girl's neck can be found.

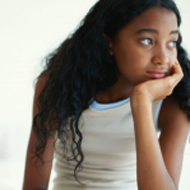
[95,75,133,104]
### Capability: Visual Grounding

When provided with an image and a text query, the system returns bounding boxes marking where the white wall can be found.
[0,0,189,189]
[0,1,97,189]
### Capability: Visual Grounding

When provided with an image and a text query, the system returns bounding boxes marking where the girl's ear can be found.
[104,34,113,56]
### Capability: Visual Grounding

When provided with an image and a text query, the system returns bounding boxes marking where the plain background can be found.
[0,0,190,189]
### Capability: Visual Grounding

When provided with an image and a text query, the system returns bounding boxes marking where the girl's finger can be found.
[167,60,184,86]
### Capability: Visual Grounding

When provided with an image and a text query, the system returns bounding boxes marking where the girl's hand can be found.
[130,60,184,102]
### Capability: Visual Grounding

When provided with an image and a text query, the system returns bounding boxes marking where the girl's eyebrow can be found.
[137,29,179,35]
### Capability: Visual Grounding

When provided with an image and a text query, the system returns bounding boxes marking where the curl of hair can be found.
[174,33,190,118]
[32,0,190,182]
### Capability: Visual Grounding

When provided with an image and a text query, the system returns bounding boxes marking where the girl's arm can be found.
[159,96,189,188]
[23,75,56,190]
[130,61,189,190]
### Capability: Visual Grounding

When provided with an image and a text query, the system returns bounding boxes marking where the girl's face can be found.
[108,6,179,87]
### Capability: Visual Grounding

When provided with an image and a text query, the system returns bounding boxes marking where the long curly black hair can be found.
[32,0,190,181]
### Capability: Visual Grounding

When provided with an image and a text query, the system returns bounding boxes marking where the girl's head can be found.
[68,0,182,91]
[106,6,179,86]
[35,0,190,182]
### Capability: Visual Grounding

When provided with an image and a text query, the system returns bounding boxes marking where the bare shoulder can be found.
[33,72,50,111]
[158,96,190,129]
[158,95,190,145]
[35,72,49,97]
[158,96,189,129]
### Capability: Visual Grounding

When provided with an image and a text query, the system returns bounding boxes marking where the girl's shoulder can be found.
[35,72,49,87]
[34,72,50,97]
[158,96,189,129]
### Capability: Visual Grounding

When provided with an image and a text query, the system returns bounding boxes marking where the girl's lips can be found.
[147,71,167,79]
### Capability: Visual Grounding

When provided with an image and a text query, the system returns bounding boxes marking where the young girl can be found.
[23,0,190,189]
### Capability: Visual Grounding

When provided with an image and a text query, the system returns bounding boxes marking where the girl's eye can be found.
[140,38,152,45]
[168,41,177,48]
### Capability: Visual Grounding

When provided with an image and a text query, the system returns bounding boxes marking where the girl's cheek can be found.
[174,48,178,58]
[170,50,178,63]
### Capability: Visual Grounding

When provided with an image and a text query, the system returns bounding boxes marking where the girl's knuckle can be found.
[166,80,173,88]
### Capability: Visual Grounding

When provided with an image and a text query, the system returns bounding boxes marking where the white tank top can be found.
[53,99,162,190]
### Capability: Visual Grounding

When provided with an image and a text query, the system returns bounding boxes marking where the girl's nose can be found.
[151,45,170,65]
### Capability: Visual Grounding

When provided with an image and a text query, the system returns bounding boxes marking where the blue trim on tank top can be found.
[156,99,163,130]
[90,97,130,111]
[90,97,163,131]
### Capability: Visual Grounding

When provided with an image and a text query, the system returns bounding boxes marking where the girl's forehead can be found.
[126,6,178,30]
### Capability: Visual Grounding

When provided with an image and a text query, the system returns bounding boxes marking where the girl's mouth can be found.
[146,71,167,79]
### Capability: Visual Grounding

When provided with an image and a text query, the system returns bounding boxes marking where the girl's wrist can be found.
[130,93,152,110]
[130,86,152,102]
[130,84,153,102]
